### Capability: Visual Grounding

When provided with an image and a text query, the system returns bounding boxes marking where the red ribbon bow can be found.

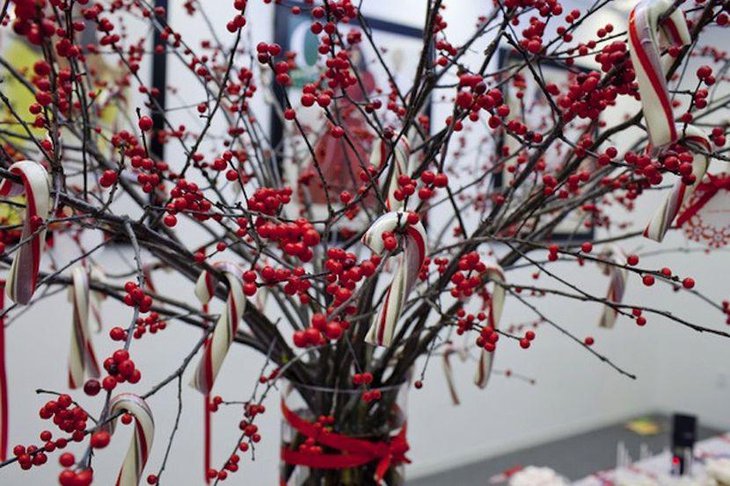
[676,173,730,227]
[280,400,410,485]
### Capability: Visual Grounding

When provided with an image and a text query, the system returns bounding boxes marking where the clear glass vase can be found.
[279,380,409,486]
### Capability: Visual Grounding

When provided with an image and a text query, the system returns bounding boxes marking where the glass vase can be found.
[279,380,409,486]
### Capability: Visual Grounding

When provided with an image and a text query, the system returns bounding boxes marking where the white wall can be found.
[2,1,729,485]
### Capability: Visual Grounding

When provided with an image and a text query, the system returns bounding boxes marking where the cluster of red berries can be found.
[58,467,93,486]
[123,281,153,312]
[455,308,486,335]
[247,187,293,216]
[257,265,312,304]
[475,325,499,352]
[519,330,536,349]
[255,217,320,263]
[39,395,87,443]
[101,349,141,392]
[293,313,347,348]
[323,247,378,313]
[165,179,212,227]
[450,252,490,299]
[632,308,648,326]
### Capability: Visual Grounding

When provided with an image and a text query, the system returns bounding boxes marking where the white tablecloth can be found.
[573,434,730,485]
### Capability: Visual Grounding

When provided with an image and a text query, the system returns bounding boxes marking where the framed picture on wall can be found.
[270,2,429,237]
[494,48,597,242]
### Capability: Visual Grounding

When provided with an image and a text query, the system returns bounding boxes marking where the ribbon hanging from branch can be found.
[362,212,427,347]
[597,246,629,329]
[628,0,715,242]
[68,266,100,389]
[475,264,506,389]
[191,262,246,394]
[103,393,155,486]
[0,161,51,304]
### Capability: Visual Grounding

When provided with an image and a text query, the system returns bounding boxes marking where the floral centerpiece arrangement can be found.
[0,0,728,485]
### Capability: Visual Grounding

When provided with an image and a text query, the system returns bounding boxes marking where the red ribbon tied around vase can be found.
[280,400,410,485]
[0,161,51,304]
[628,0,716,242]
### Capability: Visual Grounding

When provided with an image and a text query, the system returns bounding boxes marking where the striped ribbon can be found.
[474,264,506,389]
[191,262,246,394]
[67,266,100,389]
[89,265,107,332]
[628,0,714,242]
[597,246,629,328]
[0,280,7,461]
[362,212,427,347]
[103,393,155,486]
[644,127,712,241]
[370,138,411,210]
[442,342,466,405]
[0,161,51,304]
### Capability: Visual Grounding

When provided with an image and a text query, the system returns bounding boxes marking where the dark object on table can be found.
[671,413,697,476]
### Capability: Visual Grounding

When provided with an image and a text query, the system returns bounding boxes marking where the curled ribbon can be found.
[191,262,246,394]
[280,399,410,485]
[597,246,629,329]
[474,264,505,389]
[362,212,427,347]
[103,393,155,486]
[628,0,714,242]
[68,266,100,389]
[0,161,51,304]
[370,137,411,211]
[442,342,467,405]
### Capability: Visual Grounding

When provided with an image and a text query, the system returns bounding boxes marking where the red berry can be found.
[138,116,153,131]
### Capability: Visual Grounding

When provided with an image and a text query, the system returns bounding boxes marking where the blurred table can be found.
[409,415,720,486]
[574,433,730,485]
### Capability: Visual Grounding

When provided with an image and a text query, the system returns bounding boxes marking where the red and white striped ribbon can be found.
[103,393,155,486]
[370,138,411,210]
[628,0,691,148]
[597,246,629,329]
[475,264,506,389]
[191,262,246,394]
[0,161,51,304]
[644,127,712,241]
[628,0,713,242]
[67,266,100,389]
[89,265,107,332]
[362,212,427,347]
[0,280,7,461]
[442,343,466,405]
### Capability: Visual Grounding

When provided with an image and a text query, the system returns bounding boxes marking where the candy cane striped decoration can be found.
[191,262,246,394]
[628,0,691,148]
[0,161,51,305]
[442,343,465,405]
[0,281,7,461]
[363,212,427,347]
[628,0,714,242]
[597,247,629,329]
[370,137,411,210]
[475,264,506,389]
[67,266,100,389]
[644,126,711,241]
[89,265,107,332]
[103,393,155,486]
